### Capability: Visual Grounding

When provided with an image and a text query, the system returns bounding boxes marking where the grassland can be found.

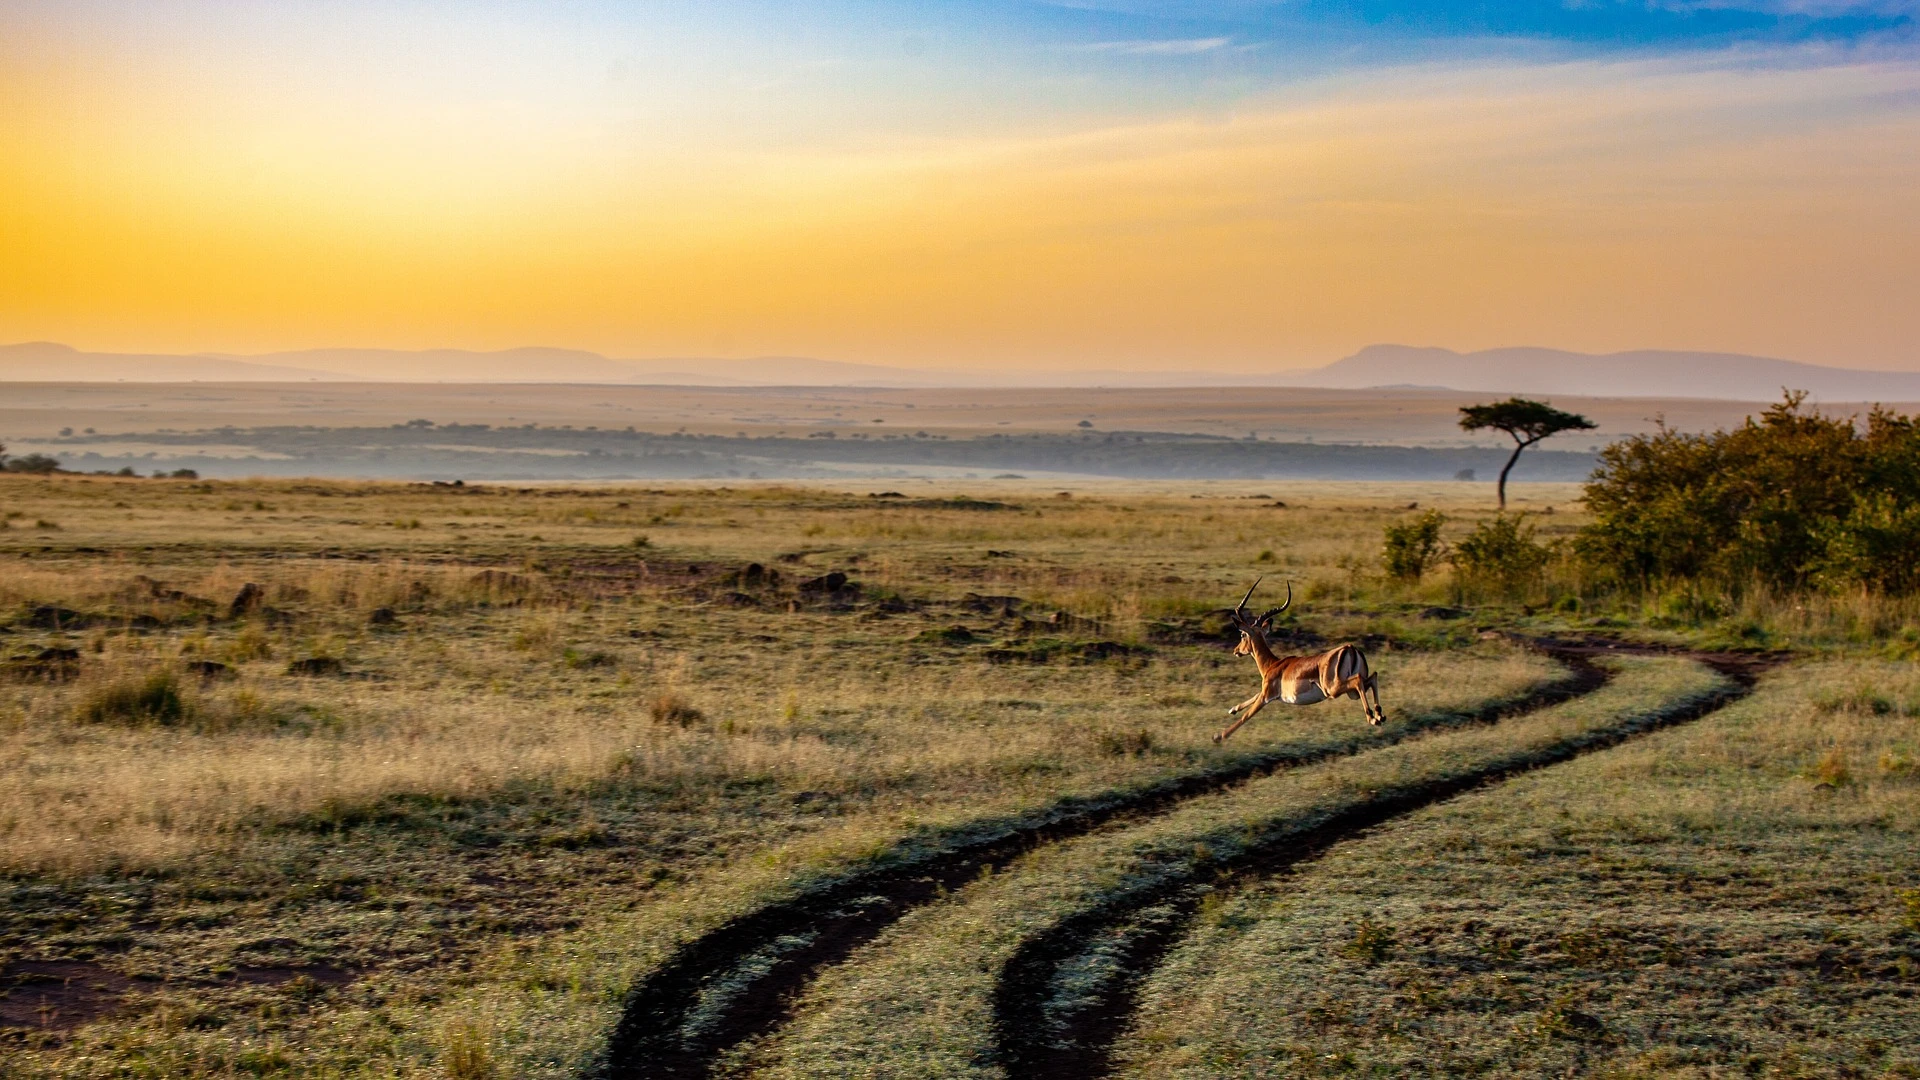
[0,472,1910,1078]
[751,656,1730,1079]
[1117,659,1920,1077]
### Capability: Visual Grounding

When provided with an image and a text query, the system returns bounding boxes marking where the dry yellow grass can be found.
[1116,659,1920,1077]
[0,473,1584,1078]
[6,471,1894,1079]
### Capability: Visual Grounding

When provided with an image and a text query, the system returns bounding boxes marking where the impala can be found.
[1215,578,1383,742]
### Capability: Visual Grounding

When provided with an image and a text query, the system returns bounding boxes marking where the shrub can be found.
[1580,392,1920,593]
[4,453,61,474]
[1452,514,1548,591]
[74,668,191,726]
[1382,510,1447,582]
[1811,493,1920,595]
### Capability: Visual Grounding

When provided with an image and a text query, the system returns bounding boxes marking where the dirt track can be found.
[990,643,1775,1079]
[595,644,1618,1079]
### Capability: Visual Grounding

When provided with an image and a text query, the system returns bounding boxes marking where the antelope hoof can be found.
[1210,732,1224,745]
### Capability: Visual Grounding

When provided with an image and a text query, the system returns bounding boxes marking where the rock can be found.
[368,607,398,626]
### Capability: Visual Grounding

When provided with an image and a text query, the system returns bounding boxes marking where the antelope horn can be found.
[1257,581,1292,623]
[1233,577,1262,622]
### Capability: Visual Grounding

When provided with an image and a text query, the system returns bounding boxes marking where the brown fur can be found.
[1215,581,1384,742]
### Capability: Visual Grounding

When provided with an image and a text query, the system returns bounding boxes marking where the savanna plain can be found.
[0,474,1915,1078]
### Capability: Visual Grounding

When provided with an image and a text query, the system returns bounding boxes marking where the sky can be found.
[2,1,1918,372]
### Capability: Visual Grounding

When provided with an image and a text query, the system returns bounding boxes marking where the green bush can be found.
[1579,392,1920,593]
[4,453,62,474]
[1382,510,1447,582]
[1452,514,1549,591]
[1812,494,1920,595]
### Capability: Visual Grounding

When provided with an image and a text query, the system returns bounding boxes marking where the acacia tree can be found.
[1459,398,1596,510]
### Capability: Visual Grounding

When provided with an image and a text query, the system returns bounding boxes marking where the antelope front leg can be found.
[1225,690,1262,717]
[1213,696,1269,744]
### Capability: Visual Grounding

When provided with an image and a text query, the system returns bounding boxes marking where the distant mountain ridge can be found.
[5,340,1920,401]
[1308,345,1920,402]
[0,342,344,382]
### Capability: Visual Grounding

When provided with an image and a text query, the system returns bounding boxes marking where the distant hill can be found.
[0,342,943,386]
[1303,345,1920,402]
[8,340,1920,400]
[250,346,644,383]
[0,342,343,382]
[0,342,1287,387]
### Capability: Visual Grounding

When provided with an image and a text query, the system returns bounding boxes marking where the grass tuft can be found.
[650,693,704,727]
[72,666,191,726]
[1340,916,1397,965]
[440,1019,498,1080]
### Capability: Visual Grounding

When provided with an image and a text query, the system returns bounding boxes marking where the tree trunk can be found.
[1495,439,1529,510]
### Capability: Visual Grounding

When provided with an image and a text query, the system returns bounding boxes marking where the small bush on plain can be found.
[1452,514,1549,592]
[1382,509,1447,582]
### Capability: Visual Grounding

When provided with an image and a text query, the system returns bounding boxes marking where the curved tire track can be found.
[988,645,1778,1080]
[595,649,1609,1079]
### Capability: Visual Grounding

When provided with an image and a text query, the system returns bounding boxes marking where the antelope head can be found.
[1229,578,1291,656]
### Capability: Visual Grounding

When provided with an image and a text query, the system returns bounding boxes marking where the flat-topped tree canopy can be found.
[1460,397,1597,509]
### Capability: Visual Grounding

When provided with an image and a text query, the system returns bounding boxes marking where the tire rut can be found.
[988,646,1780,1080]
[595,650,1609,1079]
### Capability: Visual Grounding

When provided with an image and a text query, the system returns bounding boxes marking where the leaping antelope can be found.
[1216,578,1383,742]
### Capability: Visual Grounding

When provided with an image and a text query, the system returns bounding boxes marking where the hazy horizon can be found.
[8,338,1920,380]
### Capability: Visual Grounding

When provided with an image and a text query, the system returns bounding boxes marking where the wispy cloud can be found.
[1071,37,1233,55]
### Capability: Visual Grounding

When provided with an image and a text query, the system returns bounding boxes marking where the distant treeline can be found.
[37,423,1599,482]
